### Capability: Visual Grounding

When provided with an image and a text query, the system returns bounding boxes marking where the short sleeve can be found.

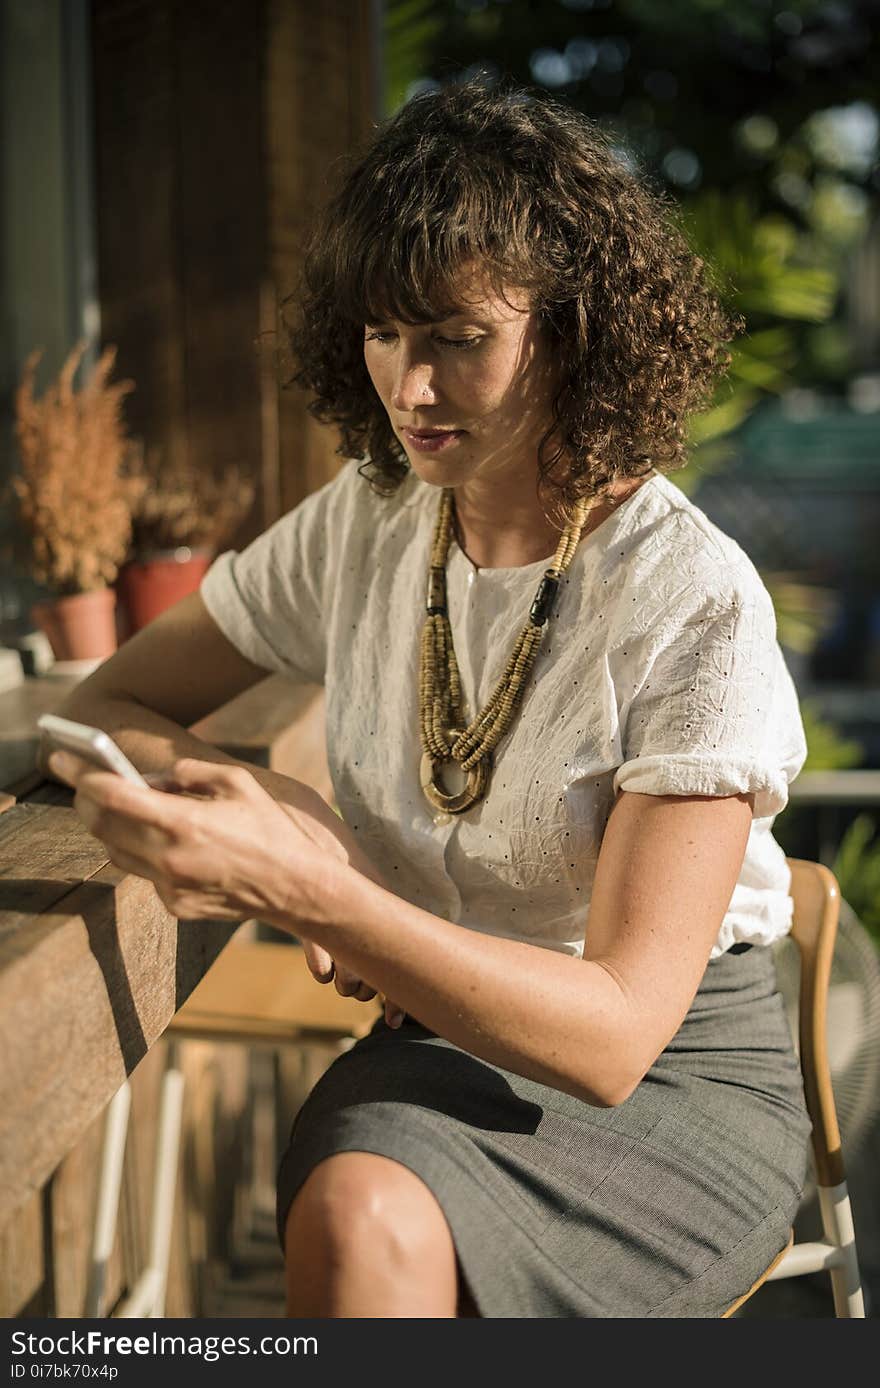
[613,594,807,820]
[199,477,337,684]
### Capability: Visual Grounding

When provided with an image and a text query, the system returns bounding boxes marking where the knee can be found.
[285,1152,455,1272]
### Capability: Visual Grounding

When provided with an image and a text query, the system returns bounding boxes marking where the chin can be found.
[404,453,470,484]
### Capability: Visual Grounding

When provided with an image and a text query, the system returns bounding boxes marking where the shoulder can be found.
[261,457,419,550]
[615,472,774,626]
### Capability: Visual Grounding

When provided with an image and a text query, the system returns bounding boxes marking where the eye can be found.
[364,329,484,351]
[435,335,484,351]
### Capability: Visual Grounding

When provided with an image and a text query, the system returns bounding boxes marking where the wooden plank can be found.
[0,672,331,1229]
[47,1102,111,1319]
[3,671,330,802]
[0,804,112,942]
[0,809,237,1228]
[193,675,320,755]
[0,1189,45,1317]
[193,675,332,801]
[168,941,380,1043]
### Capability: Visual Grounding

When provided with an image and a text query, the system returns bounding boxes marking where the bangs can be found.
[331,157,538,328]
[341,234,520,329]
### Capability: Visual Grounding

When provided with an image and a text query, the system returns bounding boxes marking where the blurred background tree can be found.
[384,0,877,411]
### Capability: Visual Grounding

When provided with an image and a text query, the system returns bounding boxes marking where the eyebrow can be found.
[365,313,495,328]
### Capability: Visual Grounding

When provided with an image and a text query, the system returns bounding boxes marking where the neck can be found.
[451,475,648,571]
[451,505,565,570]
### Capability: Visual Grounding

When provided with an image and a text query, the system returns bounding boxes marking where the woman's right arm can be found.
[49,592,394,1004]
[47,592,378,875]
[47,591,271,776]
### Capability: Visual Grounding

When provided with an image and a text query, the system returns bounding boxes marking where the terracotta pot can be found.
[117,548,213,634]
[31,588,118,662]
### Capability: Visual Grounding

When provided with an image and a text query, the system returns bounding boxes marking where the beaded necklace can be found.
[418,487,594,816]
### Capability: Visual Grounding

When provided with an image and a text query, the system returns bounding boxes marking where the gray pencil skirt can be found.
[275,944,811,1318]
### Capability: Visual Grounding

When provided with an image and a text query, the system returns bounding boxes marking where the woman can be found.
[50,81,811,1318]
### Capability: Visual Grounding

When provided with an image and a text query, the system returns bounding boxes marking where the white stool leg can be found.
[114,1049,185,1318]
[819,1182,866,1318]
[85,1081,132,1316]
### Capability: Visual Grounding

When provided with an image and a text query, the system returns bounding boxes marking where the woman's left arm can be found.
[302,784,755,1107]
[50,751,753,1108]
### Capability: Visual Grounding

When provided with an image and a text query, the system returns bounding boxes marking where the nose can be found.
[390,349,438,413]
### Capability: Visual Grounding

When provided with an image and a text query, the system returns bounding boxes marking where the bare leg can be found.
[284,1152,463,1317]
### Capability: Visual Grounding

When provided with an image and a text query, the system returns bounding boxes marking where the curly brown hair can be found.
[284,78,743,529]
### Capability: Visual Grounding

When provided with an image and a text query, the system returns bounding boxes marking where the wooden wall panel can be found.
[91,1,188,478]
[175,1,264,533]
[0,1190,45,1317]
[92,0,380,545]
[265,0,380,518]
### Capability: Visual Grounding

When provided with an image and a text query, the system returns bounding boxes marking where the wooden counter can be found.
[0,673,330,1315]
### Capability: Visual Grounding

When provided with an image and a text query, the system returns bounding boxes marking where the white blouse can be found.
[200,458,807,959]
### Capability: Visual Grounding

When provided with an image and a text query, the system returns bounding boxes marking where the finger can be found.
[333,965,376,1001]
[164,759,256,800]
[300,940,335,984]
[98,840,159,884]
[145,769,213,800]
[71,774,173,842]
[384,1000,405,1029]
[47,750,94,787]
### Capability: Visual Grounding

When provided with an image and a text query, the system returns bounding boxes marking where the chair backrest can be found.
[785,857,844,1189]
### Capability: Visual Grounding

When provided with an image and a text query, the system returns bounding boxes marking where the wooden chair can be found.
[722,858,866,1317]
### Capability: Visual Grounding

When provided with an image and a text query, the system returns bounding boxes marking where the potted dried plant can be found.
[12,342,145,663]
[117,450,255,633]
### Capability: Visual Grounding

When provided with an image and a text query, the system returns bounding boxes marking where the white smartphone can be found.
[37,713,149,787]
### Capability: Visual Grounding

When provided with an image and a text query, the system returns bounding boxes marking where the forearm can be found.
[274,862,637,1107]
[46,687,241,777]
[46,692,390,891]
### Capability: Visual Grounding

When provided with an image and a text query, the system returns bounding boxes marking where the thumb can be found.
[300,939,335,984]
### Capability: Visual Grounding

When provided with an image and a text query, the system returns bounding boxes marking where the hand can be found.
[299,937,406,1030]
[50,751,406,1027]
[48,751,343,929]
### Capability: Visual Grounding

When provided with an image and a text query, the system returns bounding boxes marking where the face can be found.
[362,271,561,494]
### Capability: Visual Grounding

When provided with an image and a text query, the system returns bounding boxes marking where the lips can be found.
[400,426,466,453]
[405,428,461,438]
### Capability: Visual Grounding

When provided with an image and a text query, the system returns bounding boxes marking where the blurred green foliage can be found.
[384,0,878,395]
[833,814,880,945]
[800,702,865,772]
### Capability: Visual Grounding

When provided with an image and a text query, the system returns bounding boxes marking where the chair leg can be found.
[818,1181,866,1318]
